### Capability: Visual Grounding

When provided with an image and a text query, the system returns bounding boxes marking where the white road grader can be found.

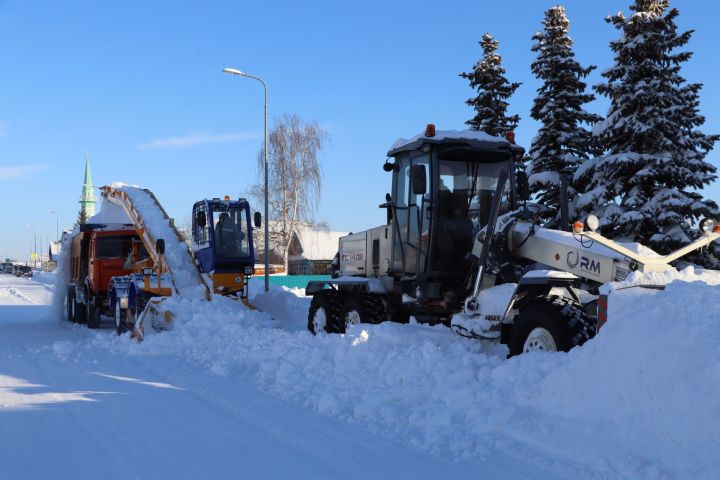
[305,126,720,355]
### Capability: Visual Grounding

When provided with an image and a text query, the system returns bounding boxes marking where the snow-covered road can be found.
[0,274,544,480]
[2,270,719,480]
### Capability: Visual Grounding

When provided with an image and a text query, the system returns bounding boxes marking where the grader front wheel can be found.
[509,295,596,357]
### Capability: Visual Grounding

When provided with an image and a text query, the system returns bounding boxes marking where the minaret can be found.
[79,152,97,218]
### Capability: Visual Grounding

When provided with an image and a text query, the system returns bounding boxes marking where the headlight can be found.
[119,297,129,309]
[586,214,600,232]
[700,218,719,233]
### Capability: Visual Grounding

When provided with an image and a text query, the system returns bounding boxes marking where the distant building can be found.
[79,153,97,219]
[287,224,347,275]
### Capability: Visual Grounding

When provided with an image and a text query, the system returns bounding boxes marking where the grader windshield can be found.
[432,151,513,273]
[437,158,512,233]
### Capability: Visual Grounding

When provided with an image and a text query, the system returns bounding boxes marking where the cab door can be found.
[392,153,430,275]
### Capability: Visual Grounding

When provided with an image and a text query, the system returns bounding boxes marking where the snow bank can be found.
[601,265,720,293]
[56,271,720,479]
[531,279,720,479]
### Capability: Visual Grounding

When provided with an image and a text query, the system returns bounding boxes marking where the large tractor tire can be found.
[339,295,385,333]
[86,298,101,329]
[74,293,87,325]
[66,289,76,323]
[307,291,342,334]
[114,301,124,335]
[508,295,596,357]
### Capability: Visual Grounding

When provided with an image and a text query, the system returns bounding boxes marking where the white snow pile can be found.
[602,264,720,293]
[87,196,133,224]
[55,272,720,479]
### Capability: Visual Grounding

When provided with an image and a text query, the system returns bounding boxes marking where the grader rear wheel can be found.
[307,291,342,334]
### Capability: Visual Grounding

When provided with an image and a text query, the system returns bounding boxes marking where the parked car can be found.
[1,262,13,274]
[15,266,32,277]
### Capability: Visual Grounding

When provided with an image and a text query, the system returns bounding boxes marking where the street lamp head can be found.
[222,68,245,76]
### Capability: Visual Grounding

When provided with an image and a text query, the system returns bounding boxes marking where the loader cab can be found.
[192,198,255,275]
[385,129,523,284]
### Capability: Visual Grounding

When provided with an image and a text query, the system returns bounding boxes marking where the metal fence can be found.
[266,275,331,290]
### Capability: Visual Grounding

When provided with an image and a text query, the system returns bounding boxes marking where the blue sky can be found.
[1,0,718,261]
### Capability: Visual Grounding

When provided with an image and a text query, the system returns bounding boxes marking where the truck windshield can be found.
[96,236,134,258]
[212,206,250,258]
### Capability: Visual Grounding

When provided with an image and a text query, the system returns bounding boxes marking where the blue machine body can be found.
[192,198,255,274]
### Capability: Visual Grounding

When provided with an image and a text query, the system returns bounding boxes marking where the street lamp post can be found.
[25,224,37,268]
[222,67,270,293]
[47,209,59,242]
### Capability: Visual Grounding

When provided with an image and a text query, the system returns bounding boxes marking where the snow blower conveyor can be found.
[98,185,261,339]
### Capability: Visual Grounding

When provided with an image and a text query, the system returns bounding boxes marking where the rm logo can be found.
[568,251,601,276]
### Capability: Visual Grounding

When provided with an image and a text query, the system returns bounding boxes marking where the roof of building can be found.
[289,224,347,261]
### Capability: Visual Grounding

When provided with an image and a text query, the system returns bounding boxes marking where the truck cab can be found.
[384,130,522,282]
[87,230,138,295]
[327,128,525,322]
[192,197,257,296]
[67,223,139,327]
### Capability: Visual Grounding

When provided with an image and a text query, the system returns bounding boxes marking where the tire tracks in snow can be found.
[0,286,38,305]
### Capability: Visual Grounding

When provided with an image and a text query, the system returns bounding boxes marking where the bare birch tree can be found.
[251,114,327,271]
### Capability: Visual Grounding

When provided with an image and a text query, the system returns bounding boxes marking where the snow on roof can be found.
[290,225,346,261]
[388,129,522,156]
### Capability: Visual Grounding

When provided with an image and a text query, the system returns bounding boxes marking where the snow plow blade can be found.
[133,297,176,341]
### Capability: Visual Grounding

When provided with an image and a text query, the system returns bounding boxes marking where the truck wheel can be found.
[114,301,125,335]
[87,300,101,329]
[74,297,87,325]
[508,295,596,357]
[66,290,76,322]
[308,291,341,334]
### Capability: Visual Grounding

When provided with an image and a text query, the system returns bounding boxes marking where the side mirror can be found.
[155,238,165,255]
[196,211,207,228]
[383,160,395,172]
[253,212,262,228]
[516,170,530,201]
[411,164,427,195]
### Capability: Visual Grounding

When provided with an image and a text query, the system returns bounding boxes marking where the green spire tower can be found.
[79,152,96,219]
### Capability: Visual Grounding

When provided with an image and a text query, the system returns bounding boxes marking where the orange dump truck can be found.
[66,223,143,328]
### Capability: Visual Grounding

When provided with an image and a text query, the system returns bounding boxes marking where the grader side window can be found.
[392,154,430,274]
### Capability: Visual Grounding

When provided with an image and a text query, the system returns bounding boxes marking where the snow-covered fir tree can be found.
[75,207,88,227]
[460,33,521,137]
[528,6,601,224]
[575,0,719,262]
